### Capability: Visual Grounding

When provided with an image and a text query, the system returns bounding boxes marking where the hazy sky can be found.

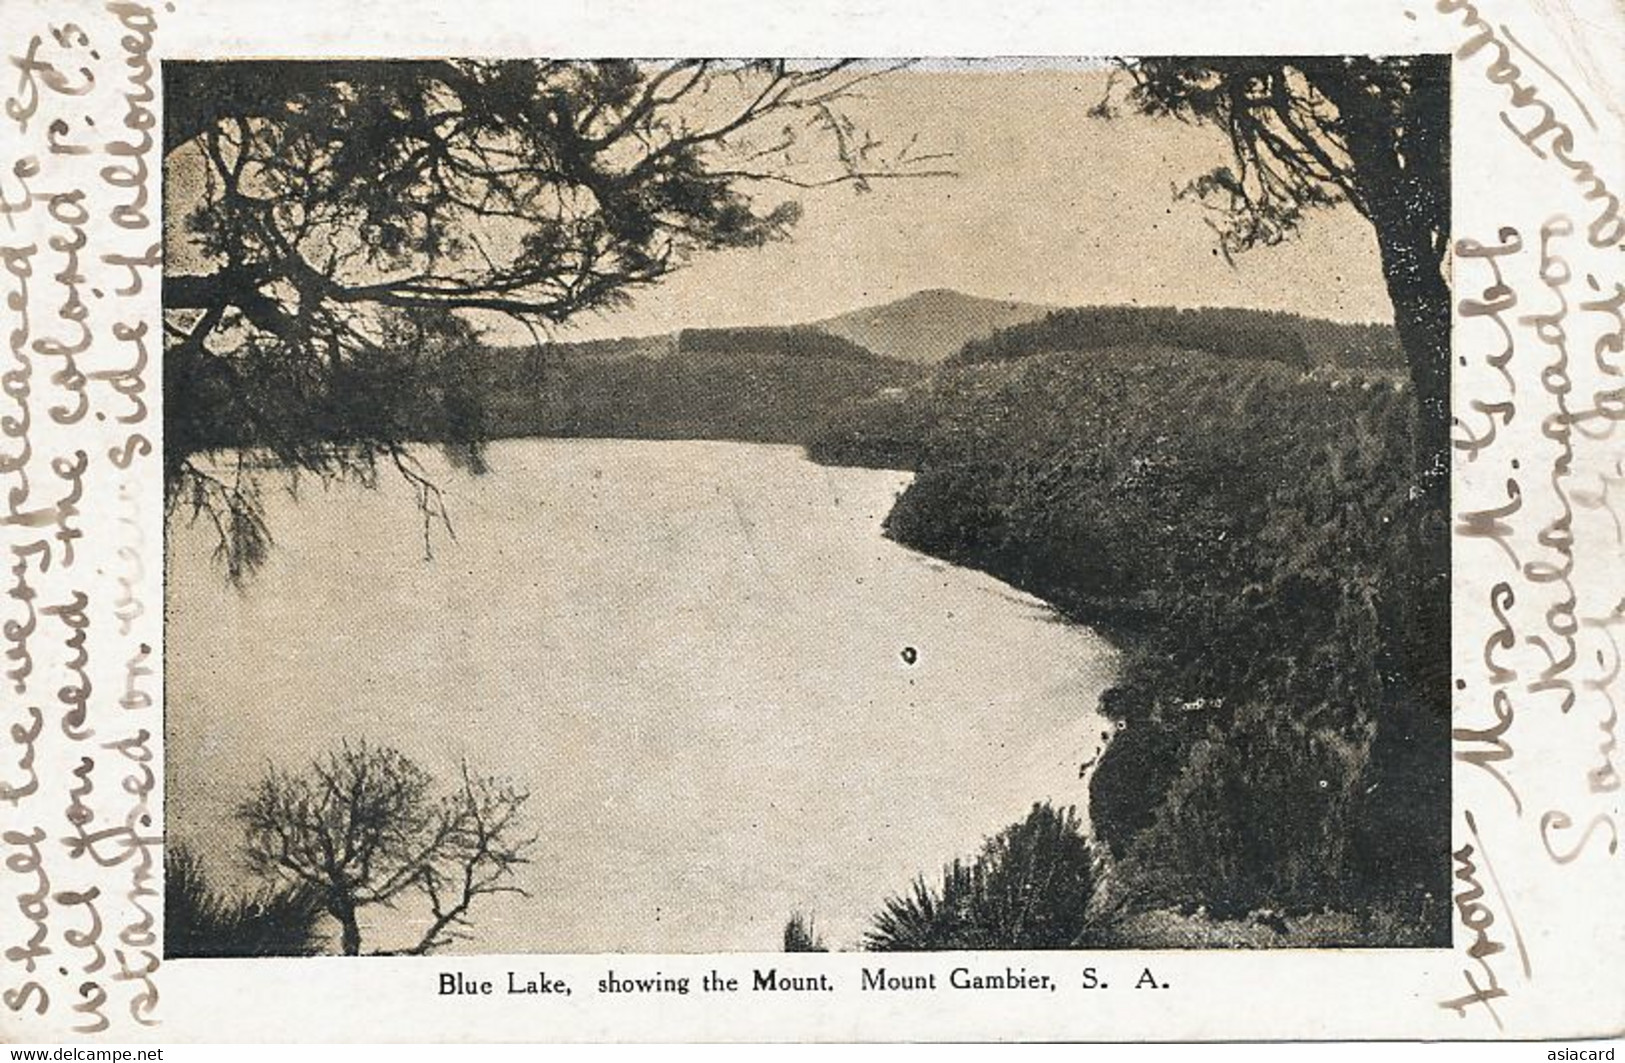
[521,64,1392,343]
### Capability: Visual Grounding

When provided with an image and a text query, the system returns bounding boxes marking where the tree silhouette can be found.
[1109,56,1449,482]
[164,60,945,577]
[235,742,535,956]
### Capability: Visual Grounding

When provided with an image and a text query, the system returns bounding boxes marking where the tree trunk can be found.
[331,899,362,957]
[1303,57,1453,706]
[1361,128,1454,712]
[1372,209,1453,494]
[1300,58,1454,913]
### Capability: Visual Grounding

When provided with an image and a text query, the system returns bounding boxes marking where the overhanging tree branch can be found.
[165,59,948,579]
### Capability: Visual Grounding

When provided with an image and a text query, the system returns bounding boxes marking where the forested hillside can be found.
[951,305,1404,371]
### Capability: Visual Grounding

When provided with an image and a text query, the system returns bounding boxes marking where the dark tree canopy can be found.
[163,59,941,577]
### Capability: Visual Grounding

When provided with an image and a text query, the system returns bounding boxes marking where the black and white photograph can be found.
[160,56,1453,958]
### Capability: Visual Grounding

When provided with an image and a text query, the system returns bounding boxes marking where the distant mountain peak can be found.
[813,290,1054,365]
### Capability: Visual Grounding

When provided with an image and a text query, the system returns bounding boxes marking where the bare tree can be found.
[235,742,536,956]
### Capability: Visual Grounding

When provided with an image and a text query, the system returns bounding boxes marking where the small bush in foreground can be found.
[165,843,326,959]
[783,911,829,952]
[864,803,1110,951]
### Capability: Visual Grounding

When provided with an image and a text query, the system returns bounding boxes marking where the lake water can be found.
[166,438,1118,953]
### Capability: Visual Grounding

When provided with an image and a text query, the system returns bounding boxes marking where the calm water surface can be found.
[166,438,1117,953]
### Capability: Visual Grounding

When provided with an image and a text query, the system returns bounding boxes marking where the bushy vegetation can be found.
[782,912,829,952]
[165,844,327,959]
[864,803,1109,951]
[951,305,1404,372]
[811,342,1448,942]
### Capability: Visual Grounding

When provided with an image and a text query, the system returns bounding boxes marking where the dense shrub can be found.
[165,844,327,959]
[782,912,829,952]
[1116,703,1369,918]
[864,803,1109,951]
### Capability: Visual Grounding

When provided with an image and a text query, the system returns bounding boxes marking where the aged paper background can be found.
[1,0,1622,1042]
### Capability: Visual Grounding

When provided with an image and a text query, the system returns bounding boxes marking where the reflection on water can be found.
[166,438,1118,953]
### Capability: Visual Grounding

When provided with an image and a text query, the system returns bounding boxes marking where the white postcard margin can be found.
[0,0,1621,1043]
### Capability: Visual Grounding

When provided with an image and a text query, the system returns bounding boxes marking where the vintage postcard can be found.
[1,0,1621,1044]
